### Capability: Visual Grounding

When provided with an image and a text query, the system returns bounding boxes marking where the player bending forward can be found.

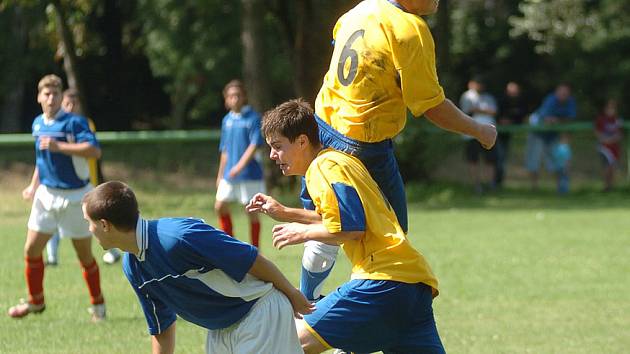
[82,181,313,354]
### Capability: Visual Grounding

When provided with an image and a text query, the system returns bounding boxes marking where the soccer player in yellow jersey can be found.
[250,99,445,353]
[252,0,497,307]
[316,0,496,233]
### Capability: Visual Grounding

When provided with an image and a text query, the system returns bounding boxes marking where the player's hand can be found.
[286,287,315,319]
[272,223,308,249]
[246,193,286,221]
[39,136,60,152]
[228,166,241,179]
[22,185,36,201]
[477,123,497,150]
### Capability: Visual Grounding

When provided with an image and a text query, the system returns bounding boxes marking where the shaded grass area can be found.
[0,168,628,353]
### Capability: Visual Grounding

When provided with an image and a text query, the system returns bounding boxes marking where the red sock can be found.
[81,260,104,305]
[25,256,45,305]
[250,221,260,248]
[219,214,233,236]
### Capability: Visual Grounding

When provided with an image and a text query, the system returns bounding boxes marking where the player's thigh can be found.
[297,319,328,354]
[27,188,58,237]
[384,284,445,354]
[215,179,236,207]
[70,237,95,264]
[231,288,302,354]
[24,229,54,257]
[360,151,407,232]
[58,201,92,239]
[303,280,423,353]
[238,180,266,205]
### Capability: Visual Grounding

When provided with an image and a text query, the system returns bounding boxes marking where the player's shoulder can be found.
[310,149,361,176]
[32,114,44,126]
[63,112,90,126]
[161,217,222,241]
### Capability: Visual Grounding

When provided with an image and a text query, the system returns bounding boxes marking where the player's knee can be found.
[214,200,228,214]
[302,249,336,273]
[297,322,325,354]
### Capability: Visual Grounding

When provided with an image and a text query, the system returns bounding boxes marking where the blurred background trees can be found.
[0,0,628,180]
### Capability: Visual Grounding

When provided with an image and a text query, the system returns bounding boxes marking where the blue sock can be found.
[300,263,335,301]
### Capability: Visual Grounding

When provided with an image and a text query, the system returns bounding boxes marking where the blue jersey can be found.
[32,110,99,189]
[218,105,264,181]
[122,217,271,335]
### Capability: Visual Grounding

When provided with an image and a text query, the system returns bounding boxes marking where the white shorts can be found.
[27,184,93,239]
[206,288,303,354]
[215,179,265,205]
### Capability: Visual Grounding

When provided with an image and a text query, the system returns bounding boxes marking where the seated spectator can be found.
[525,83,576,193]
[595,99,623,191]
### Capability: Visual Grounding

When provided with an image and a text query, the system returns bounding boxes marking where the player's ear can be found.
[298,134,309,149]
[100,219,111,232]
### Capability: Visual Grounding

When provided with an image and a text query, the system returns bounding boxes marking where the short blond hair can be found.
[38,74,63,93]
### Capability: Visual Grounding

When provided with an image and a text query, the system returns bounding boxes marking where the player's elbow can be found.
[90,147,102,159]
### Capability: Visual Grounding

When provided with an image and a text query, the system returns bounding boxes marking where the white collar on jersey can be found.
[43,109,68,126]
[134,217,149,261]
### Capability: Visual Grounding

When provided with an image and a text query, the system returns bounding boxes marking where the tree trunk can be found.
[435,0,451,76]
[241,0,272,112]
[0,5,27,132]
[50,0,89,117]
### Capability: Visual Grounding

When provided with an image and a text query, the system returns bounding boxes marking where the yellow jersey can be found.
[315,0,445,143]
[305,148,438,295]
[86,118,101,186]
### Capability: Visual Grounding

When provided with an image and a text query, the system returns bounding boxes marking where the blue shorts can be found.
[303,279,444,354]
[313,115,408,233]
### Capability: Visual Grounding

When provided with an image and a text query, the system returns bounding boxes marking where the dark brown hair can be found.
[261,98,320,147]
[82,181,139,231]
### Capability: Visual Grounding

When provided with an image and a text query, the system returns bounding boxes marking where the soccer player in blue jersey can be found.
[82,181,313,354]
[252,99,445,353]
[45,88,122,266]
[8,75,105,321]
[215,79,265,247]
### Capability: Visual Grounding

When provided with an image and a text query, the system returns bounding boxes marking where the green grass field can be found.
[0,174,628,353]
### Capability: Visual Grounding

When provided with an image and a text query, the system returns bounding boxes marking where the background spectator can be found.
[525,83,576,193]
[496,81,528,188]
[460,77,498,194]
[595,99,623,191]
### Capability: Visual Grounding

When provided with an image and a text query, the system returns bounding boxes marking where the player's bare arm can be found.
[38,137,101,159]
[22,167,40,200]
[216,152,228,188]
[246,193,322,224]
[425,98,497,149]
[247,254,315,318]
[272,223,363,249]
[151,322,176,354]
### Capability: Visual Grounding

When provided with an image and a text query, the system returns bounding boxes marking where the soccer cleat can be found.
[7,299,46,318]
[88,303,106,323]
[102,249,121,264]
[45,258,58,266]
